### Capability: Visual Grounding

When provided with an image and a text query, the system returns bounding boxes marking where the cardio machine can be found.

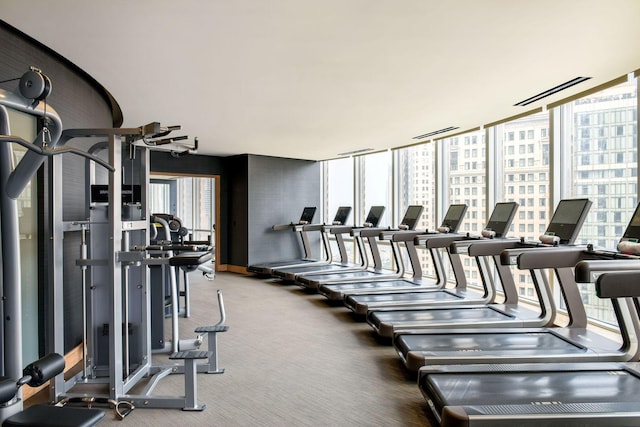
[291,206,386,289]
[343,202,518,315]
[318,204,470,301]
[394,202,640,373]
[367,198,592,339]
[270,206,362,280]
[418,267,640,427]
[295,205,427,291]
[247,207,331,276]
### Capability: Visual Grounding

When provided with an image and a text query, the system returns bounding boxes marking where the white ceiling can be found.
[2,0,640,160]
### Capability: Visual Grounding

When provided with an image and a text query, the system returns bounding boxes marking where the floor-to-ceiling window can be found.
[494,111,551,301]
[559,77,638,324]
[323,157,356,262]
[358,151,393,268]
[441,130,487,286]
[321,72,639,332]
[396,143,436,275]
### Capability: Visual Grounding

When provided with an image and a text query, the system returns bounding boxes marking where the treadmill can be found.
[418,267,640,427]
[317,204,469,301]
[395,203,640,372]
[295,205,425,291]
[344,202,518,315]
[271,206,384,281]
[247,207,328,275]
[367,198,592,338]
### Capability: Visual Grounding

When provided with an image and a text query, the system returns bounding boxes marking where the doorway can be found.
[149,174,220,272]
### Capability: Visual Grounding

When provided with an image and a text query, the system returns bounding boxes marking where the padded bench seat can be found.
[168,251,212,267]
[3,405,105,427]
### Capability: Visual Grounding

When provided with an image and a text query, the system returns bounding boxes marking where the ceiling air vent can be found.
[514,77,591,106]
[412,126,459,140]
[337,148,374,156]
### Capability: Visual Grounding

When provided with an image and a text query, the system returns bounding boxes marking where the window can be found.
[562,78,638,324]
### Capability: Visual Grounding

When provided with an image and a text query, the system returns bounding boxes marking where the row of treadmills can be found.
[248,200,640,426]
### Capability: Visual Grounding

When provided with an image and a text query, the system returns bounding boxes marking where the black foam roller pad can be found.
[0,377,17,404]
[23,353,65,387]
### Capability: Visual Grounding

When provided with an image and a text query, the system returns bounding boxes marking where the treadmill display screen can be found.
[365,206,385,227]
[544,199,591,244]
[440,204,468,233]
[484,202,518,237]
[400,205,424,230]
[332,206,352,225]
[621,203,640,240]
[299,207,317,223]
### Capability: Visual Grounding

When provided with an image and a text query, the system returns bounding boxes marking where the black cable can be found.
[0,77,19,84]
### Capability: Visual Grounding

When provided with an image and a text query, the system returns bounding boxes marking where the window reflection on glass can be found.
[6,109,38,364]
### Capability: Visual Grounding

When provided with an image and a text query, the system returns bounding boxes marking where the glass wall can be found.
[322,73,639,330]
[358,151,393,268]
[562,78,638,324]
[324,157,354,223]
[397,144,436,275]
[497,111,551,301]
[323,157,356,263]
[359,151,392,227]
[442,129,486,286]
[6,109,39,363]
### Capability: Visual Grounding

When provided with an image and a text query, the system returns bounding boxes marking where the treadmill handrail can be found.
[575,259,640,283]
[421,233,467,249]
[382,230,429,242]
[514,246,589,269]
[464,239,522,257]
[354,227,390,238]
[597,270,640,298]
[300,223,324,232]
[500,244,584,266]
[324,224,354,234]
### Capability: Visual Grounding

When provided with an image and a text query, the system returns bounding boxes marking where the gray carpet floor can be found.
[66,271,432,426]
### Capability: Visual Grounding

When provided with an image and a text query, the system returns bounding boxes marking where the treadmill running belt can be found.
[397,331,585,354]
[371,306,513,324]
[423,369,640,408]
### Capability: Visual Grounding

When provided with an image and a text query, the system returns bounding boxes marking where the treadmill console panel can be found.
[332,206,352,225]
[364,206,385,228]
[299,207,317,224]
[399,205,424,230]
[544,198,591,245]
[439,204,468,234]
[484,202,519,238]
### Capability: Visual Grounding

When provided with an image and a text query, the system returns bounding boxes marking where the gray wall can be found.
[152,149,322,269]
[247,155,320,266]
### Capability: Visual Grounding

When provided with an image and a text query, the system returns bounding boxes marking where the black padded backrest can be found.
[440,204,468,233]
[332,206,352,225]
[399,205,424,230]
[299,207,317,223]
[544,198,592,245]
[364,206,385,227]
[484,202,519,237]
